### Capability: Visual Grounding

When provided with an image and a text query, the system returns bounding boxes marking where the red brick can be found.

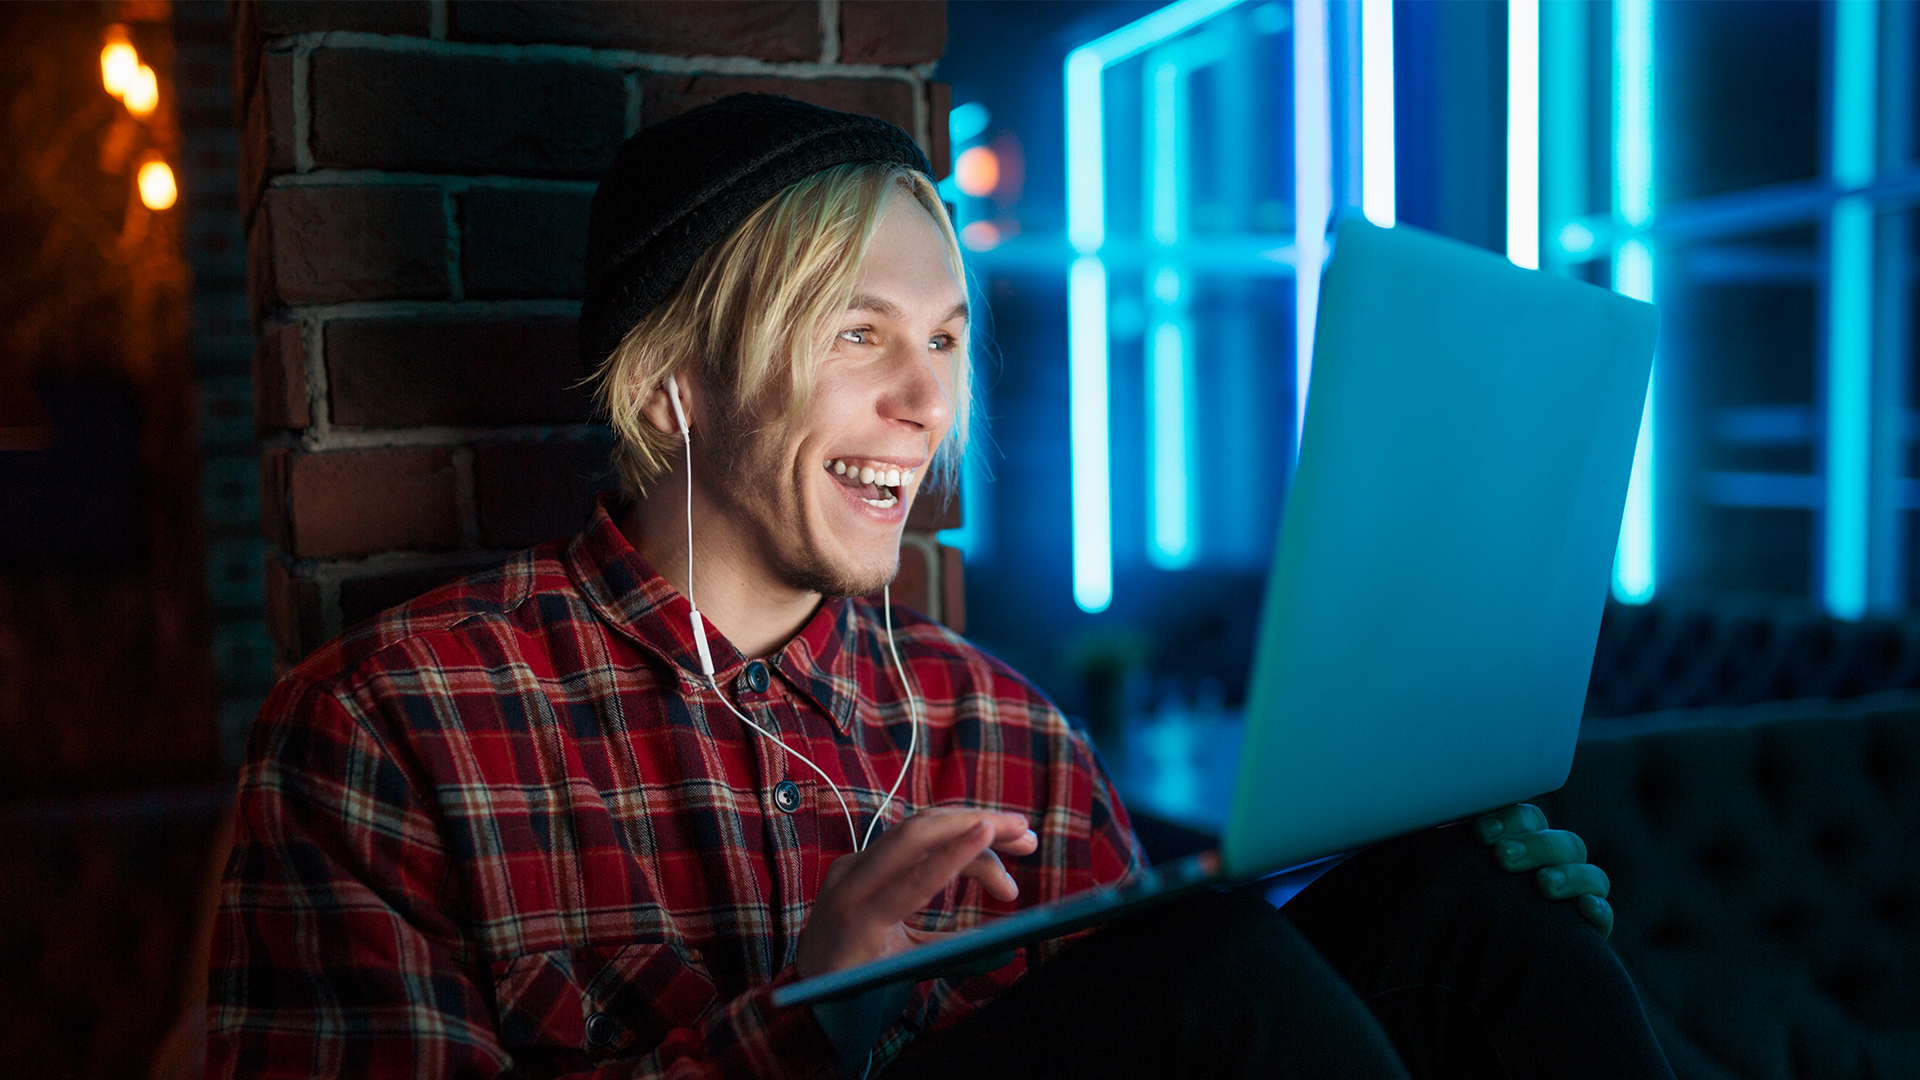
[232,0,261,124]
[840,1,947,66]
[263,186,451,305]
[254,1,432,37]
[472,439,617,549]
[324,316,588,427]
[639,74,917,137]
[939,540,964,633]
[309,49,626,177]
[928,81,951,179]
[905,477,961,530]
[461,186,592,298]
[338,554,506,629]
[263,555,325,664]
[868,535,961,630]
[887,536,932,616]
[239,50,295,225]
[252,323,310,433]
[286,448,462,558]
[449,1,819,60]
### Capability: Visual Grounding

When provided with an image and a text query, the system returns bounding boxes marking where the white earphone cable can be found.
[862,588,919,850]
[671,377,919,853]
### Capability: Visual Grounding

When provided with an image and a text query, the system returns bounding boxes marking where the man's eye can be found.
[840,328,871,345]
[929,335,954,352]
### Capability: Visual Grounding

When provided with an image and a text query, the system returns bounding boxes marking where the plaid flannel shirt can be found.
[210,497,1145,1079]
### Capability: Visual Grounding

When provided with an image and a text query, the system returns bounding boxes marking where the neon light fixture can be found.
[1360,0,1394,227]
[1149,319,1194,567]
[1611,0,1655,604]
[1064,0,1246,611]
[1824,0,1879,620]
[1506,0,1539,269]
[1069,257,1113,611]
[1147,57,1194,569]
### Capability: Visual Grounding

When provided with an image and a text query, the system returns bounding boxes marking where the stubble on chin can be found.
[702,407,901,599]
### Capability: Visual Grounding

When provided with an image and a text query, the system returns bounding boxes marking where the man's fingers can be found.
[959,846,1019,902]
[1475,802,1549,843]
[1535,861,1610,901]
[836,810,1023,897]
[864,820,1001,918]
[1574,894,1615,938]
[1492,827,1588,871]
[992,827,1040,857]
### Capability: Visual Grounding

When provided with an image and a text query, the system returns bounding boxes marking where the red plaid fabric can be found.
[210,497,1145,1079]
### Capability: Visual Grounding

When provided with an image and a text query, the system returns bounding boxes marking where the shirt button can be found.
[584,1012,618,1049]
[738,660,771,695]
[773,779,801,813]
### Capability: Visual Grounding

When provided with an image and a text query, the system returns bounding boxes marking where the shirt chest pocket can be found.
[490,942,717,1072]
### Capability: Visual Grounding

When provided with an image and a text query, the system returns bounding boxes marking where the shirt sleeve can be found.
[207,675,839,1080]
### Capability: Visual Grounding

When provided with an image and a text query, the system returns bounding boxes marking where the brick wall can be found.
[235,0,962,669]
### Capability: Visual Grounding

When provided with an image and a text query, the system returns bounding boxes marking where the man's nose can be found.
[881,340,955,432]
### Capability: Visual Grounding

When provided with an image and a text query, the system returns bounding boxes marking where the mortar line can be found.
[820,0,842,64]
[290,44,315,173]
[269,170,598,191]
[428,0,448,40]
[281,297,581,321]
[297,423,610,452]
[443,190,465,301]
[264,30,922,82]
[300,318,330,447]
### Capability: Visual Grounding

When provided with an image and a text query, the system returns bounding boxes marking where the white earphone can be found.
[668,377,920,853]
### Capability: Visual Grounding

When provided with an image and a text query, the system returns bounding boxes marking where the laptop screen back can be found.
[1222,219,1658,879]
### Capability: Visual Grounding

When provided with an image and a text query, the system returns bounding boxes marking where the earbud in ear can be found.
[666,377,690,437]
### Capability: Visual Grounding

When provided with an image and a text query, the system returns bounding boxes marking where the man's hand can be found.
[795,807,1039,978]
[1474,803,1613,937]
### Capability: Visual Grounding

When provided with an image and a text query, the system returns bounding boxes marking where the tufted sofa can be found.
[1539,690,1920,1079]
[1584,597,1920,719]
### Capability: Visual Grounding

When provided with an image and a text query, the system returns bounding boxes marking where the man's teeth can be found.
[826,460,914,489]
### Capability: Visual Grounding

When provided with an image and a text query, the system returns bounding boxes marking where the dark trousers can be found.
[882,824,1676,1079]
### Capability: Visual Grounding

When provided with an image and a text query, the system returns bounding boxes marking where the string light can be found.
[100,26,138,97]
[137,157,177,210]
[123,64,159,117]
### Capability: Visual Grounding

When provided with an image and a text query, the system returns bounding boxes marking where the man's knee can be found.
[1286,823,1607,969]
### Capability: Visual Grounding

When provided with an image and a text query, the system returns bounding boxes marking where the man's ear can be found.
[637,374,689,437]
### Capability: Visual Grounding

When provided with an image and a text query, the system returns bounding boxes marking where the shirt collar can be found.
[566,494,863,734]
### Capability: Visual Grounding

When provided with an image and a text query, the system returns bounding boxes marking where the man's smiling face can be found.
[702,191,966,599]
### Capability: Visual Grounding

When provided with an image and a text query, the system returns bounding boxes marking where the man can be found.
[211,95,1672,1078]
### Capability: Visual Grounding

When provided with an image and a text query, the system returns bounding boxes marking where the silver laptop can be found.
[773,217,1659,1009]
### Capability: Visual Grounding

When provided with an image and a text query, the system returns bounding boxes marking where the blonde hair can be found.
[591,161,970,498]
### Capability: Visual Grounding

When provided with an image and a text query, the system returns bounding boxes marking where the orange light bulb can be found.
[101,27,138,96]
[955,146,1001,198]
[137,159,177,210]
[123,64,159,117]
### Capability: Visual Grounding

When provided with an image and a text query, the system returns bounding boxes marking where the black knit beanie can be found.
[578,93,935,367]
